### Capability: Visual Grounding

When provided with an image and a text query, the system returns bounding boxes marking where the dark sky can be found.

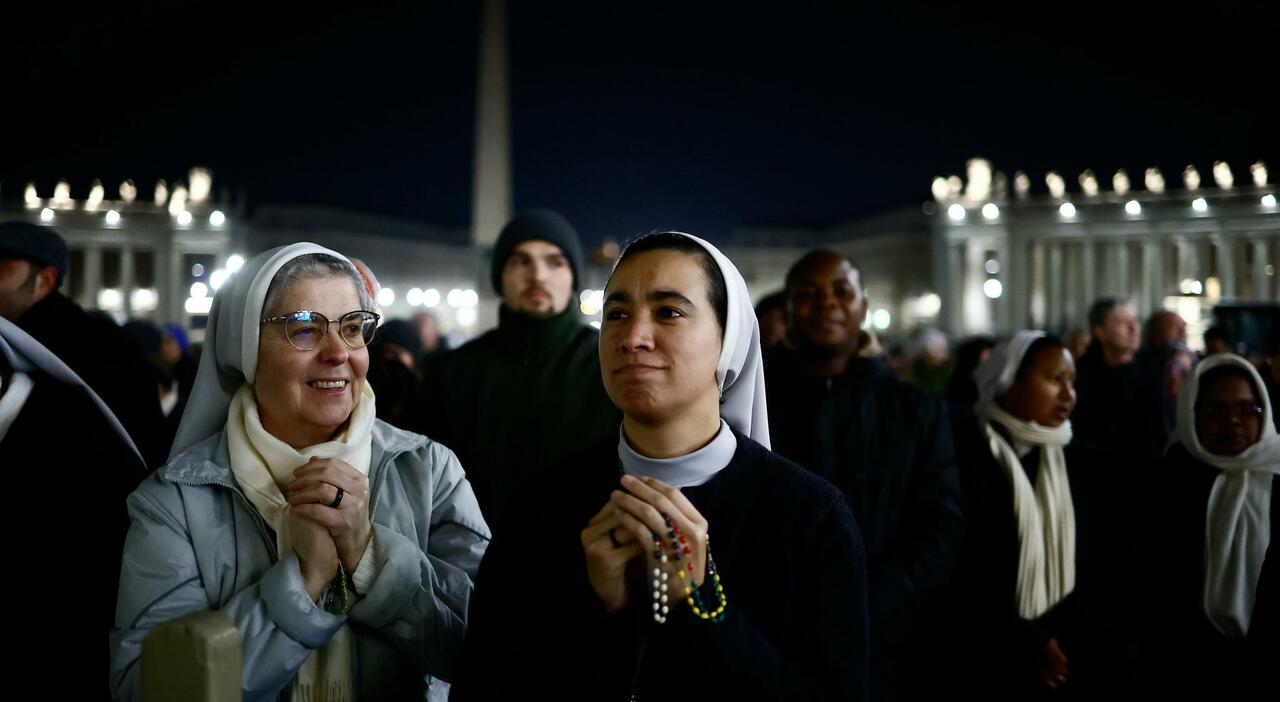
[3,1,1276,246]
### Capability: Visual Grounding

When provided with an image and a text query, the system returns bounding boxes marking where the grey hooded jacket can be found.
[110,419,490,701]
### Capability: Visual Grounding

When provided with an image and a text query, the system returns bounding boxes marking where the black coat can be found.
[17,293,169,467]
[2,357,148,699]
[417,305,620,528]
[1071,343,1142,457]
[452,432,870,701]
[1144,444,1278,699]
[764,349,963,699]
[941,420,1138,700]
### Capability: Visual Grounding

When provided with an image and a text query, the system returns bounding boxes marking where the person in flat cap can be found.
[417,210,619,529]
[0,220,169,467]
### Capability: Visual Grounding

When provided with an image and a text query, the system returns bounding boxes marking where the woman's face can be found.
[600,249,722,426]
[255,275,370,448]
[1194,373,1264,456]
[999,345,1077,427]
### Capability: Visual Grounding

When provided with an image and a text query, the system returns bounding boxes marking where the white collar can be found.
[617,419,737,488]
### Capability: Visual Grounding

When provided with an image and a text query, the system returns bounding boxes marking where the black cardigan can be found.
[452,430,869,701]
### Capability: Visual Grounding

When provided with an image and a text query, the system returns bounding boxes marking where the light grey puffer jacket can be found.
[111,419,490,701]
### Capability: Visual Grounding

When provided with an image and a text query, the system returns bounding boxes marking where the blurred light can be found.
[105,209,121,226]
[456,307,478,327]
[1145,168,1166,193]
[1190,280,1203,295]
[1124,200,1142,216]
[176,210,193,226]
[1205,276,1221,301]
[1113,169,1131,196]
[1251,161,1268,186]
[168,186,188,216]
[191,263,205,278]
[1178,278,1204,295]
[185,297,213,315]
[1262,194,1277,208]
[377,287,395,307]
[154,180,168,206]
[872,308,891,330]
[446,288,465,308]
[983,279,1003,299]
[97,288,123,311]
[39,208,54,223]
[913,293,942,318]
[463,289,479,308]
[130,288,157,312]
[931,177,949,202]
[85,180,105,211]
[947,204,965,221]
[1213,161,1234,189]
[984,259,1000,275]
[226,254,245,273]
[1266,264,1275,276]
[1079,170,1099,197]
[1058,202,1077,219]
[407,288,424,307]
[1183,166,1201,191]
[579,289,593,304]
[188,167,212,203]
[590,320,602,330]
[209,210,226,227]
[119,179,137,203]
[24,183,40,209]
[209,269,230,291]
[190,282,209,299]
[1191,198,1208,213]
[1046,172,1066,199]
[1013,171,1031,198]
[53,180,72,206]
[981,203,999,220]
[964,158,992,202]
[423,288,441,308]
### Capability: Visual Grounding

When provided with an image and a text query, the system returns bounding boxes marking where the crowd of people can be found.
[1,214,1276,700]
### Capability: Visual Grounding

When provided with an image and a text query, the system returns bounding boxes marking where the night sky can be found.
[3,1,1276,246]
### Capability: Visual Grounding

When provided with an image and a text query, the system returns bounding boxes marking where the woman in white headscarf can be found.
[453,232,869,700]
[945,331,1135,699]
[111,243,490,701]
[1146,353,1278,698]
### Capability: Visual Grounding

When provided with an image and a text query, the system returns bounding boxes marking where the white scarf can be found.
[226,382,376,701]
[1175,353,1280,638]
[974,331,1077,619]
[0,371,34,443]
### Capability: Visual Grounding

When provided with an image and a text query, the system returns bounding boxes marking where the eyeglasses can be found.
[260,310,381,351]
[1194,404,1265,420]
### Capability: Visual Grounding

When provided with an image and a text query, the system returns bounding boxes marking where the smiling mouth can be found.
[309,380,348,389]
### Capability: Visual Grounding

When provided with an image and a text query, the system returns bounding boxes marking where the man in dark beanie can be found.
[1,220,168,467]
[417,210,618,528]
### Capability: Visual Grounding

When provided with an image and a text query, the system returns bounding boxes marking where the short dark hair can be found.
[615,232,728,334]
[1087,298,1121,333]
[784,249,862,295]
[1015,334,1066,382]
[754,290,786,316]
[1203,325,1228,345]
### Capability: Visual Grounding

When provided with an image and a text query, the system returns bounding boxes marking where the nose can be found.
[618,312,655,355]
[316,323,351,364]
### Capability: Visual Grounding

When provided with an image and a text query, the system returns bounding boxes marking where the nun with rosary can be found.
[453,231,869,700]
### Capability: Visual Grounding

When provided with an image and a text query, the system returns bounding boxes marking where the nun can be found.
[452,232,869,700]
[945,331,1135,699]
[111,244,490,701]
[1146,353,1278,698]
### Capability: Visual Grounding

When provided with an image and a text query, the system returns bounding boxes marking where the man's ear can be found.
[32,265,59,302]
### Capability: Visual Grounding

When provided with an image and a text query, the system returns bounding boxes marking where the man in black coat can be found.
[1072,297,1142,454]
[763,250,963,702]
[1,316,148,699]
[0,221,169,467]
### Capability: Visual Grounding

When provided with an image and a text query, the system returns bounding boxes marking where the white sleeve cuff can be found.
[352,535,379,595]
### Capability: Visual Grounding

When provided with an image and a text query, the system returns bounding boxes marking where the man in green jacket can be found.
[418,210,619,530]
